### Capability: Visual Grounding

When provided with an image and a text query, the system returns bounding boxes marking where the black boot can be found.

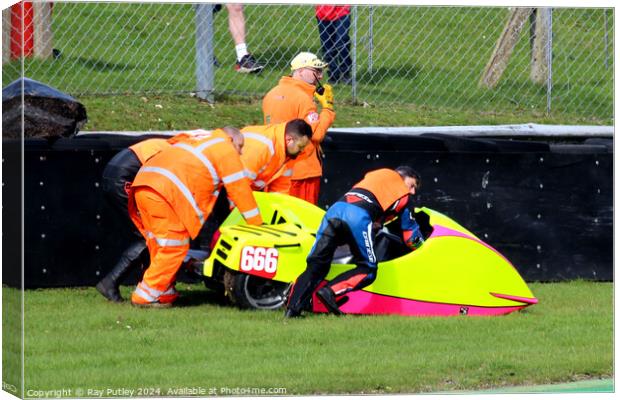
[96,240,147,302]
[317,286,343,315]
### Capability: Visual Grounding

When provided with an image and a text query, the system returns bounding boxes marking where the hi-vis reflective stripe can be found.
[196,137,225,152]
[184,129,212,136]
[146,231,190,247]
[173,141,221,186]
[134,282,178,302]
[243,132,275,155]
[254,180,266,189]
[162,286,178,295]
[282,168,293,177]
[242,208,260,219]
[134,282,159,302]
[141,166,205,225]
[245,169,257,180]
[222,170,246,184]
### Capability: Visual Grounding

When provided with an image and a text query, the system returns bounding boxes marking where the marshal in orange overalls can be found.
[129,129,263,306]
[262,77,335,204]
[240,122,298,194]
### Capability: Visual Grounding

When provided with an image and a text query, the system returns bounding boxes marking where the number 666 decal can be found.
[240,246,279,278]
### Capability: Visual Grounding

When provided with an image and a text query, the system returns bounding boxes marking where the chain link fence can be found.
[2,2,614,121]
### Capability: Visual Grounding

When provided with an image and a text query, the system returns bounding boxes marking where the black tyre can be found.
[223,270,291,310]
[202,277,226,298]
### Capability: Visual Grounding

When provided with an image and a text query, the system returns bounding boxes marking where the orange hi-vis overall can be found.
[262,76,335,204]
[240,123,297,194]
[129,129,221,166]
[129,129,262,305]
[129,138,173,165]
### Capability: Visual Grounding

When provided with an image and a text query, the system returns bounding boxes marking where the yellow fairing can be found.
[204,193,535,309]
[319,207,534,307]
[360,235,535,307]
[203,192,324,280]
[206,222,316,282]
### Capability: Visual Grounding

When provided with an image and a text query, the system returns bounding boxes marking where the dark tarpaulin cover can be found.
[2,77,87,139]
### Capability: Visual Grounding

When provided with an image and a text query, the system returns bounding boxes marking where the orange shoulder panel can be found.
[207,139,262,225]
[132,135,234,238]
[240,123,288,192]
[129,138,171,165]
[263,77,316,124]
[353,169,409,211]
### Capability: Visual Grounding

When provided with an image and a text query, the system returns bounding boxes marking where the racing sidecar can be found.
[202,192,537,316]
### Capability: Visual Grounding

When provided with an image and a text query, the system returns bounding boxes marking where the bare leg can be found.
[226,4,263,72]
[226,3,246,46]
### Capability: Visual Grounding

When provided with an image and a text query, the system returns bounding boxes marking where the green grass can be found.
[8,281,612,395]
[79,93,611,133]
[2,286,23,398]
[2,4,613,122]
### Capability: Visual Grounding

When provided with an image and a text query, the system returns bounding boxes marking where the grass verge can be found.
[80,93,611,133]
[12,280,613,395]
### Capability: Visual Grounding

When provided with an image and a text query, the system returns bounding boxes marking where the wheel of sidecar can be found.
[202,277,226,298]
[223,270,291,310]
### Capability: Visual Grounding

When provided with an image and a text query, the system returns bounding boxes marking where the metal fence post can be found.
[195,3,214,102]
[546,8,553,115]
[368,6,374,73]
[352,6,358,103]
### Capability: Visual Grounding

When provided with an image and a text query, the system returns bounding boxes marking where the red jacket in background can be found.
[315,5,351,21]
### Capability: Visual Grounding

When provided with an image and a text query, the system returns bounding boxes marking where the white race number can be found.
[240,246,279,276]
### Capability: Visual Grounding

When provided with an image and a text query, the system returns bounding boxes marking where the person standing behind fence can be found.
[225,4,264,73]
[262,52,335,205]
[315,5,352,84]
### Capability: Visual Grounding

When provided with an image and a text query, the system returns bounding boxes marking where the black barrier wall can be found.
[3,139,23,287]
[320,132,612,282]
[2,131,613,288]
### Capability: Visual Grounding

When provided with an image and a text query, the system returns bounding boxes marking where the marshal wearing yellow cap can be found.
[290,52,329,72]
[261,52,336,205]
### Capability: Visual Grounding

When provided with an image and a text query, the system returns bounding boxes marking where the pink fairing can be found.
[313,290,532,316]
[491,292,538,304]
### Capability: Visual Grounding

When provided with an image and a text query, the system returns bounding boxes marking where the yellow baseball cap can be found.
[290,52,328,71]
